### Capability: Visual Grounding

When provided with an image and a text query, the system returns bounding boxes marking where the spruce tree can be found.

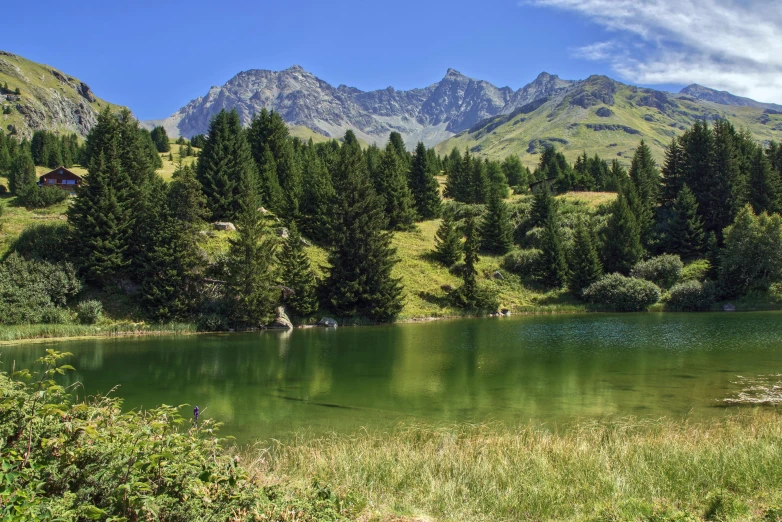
[68,152,133,284]
[8,147,36,195]
[167,164,208,228]
[628,141,659,248]
[299,143,334,241]
[0,133,10,174]
[501,154,528,188]
[409,142,441,219]
[568,221,602,299]
[227,169,278,327]
[444,148,471,202]
[530,183,555,228]
[150,126,170,153]
[257,145,284,212]
[748,146,781,214]
[538,210,568,288]
[486,160,509,199]
[378,142,417,231]
[279,221,319,317]
[434,210,463,266]
[454,216,481,305]
[196,109,256,220]
[602,195,643,275]
[665,185,704,260]
[326,132,403,322]
[469,158,490,204]
[480,187,513,254]
[661,138,684,209]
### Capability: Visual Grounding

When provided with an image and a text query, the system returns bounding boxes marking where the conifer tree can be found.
[299,143,334,241]
[434,210,463,266]
[444,148,471,202]
[748,146,781,214]
[409,142,441,219]
[602,195,643,275]
[568,220,602,299]
[279,222,319,317]
[538,210,568,288]
[628,141,659,247]
[501,154,528,188]
[530,183,555,228]
[196,109,256,220]
[0,133,10,174]
[167,164,208,228]
[326,131,403,322]
[257,145,284,212]
[388,132,409,165]
[378,142,417,231]
[455,216,481,304]
[665,185,704,260]
[68,152,133,283]
[8,147,36,194]
[227,169,278,327]
[469,158,490,204]
[480,187,513,254]
[486,160,509,199]
[661,138,684,209]
[150,126,170,153]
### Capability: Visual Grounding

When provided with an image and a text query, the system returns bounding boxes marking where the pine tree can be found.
[501,154,528,188]
[568,220,602,299]
[486,160,509,199]
[150,126,170,153]
[299,143,334,240]
[444,148,471,202]
[257,145,284,212]
[196,109,257,220]
[279,222,319,317]
[68,152,133,284]
[602,195,643,275]
[409,142,441,219]
[0,133,10,174]
[458,217,481,302]
[378,142,417,231]
[530,182,555,228]
[168,164,208,228]
[538,210,568,288]
[469,158,490,204]
[434,210,463,266]
[748,146,781,214]
[480,187,513,254]
[628,141,659,248]
[227,170,278,327]
[326,132,403,322]
[665,185,704,260]
[8,147,36,194]
[661,138,684,209]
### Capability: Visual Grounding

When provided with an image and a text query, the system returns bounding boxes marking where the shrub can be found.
[449,283,500,311]
[680,259,711,282]
[5,222,73,262]
[665,280,716,311]
[631,254,683,290]
[76,299,104,324]
[502,249,541,277]
[17,185,69,208]
[583,273,661,312]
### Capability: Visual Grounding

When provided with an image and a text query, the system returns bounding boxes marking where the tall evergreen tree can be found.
[409,142,441,219]
[227,169,278,327]
[299,143,334,241]
[444,148,471,202]
[434,210,462,266]
[661,138,684,209]
[501,154,528,188]
[326,132,403,322]
[150,126,171,153]
[469,158,490,204]
[538,209,569,288]
[665,185,704,260]
[196,109,257,220]
[628,140,659,248]
[480,188,513,254]
[167,164,208,228]
[602,194,643,275]
[8,147,36,195]
[486,160,509,199]
[568,220,602,299]
[530,182,555,228]
[0,133,10,174]
[256,145,284,212]
[458,217,481,301]
[748,146,781,214]
[377,142,417,231]
[278,221,319,317]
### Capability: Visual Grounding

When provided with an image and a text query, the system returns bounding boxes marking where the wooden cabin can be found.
[38,167,83,194]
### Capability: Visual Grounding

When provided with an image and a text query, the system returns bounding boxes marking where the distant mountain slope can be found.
[436,75,782,167]
[145,65,782,158]
[0,51,124,139]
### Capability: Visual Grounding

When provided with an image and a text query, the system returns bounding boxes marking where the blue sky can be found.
[3,0,780,119]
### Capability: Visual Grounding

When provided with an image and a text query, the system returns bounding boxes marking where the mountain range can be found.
[143,65,782,164]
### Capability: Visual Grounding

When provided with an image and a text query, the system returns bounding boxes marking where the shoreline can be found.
[3,302,781,346]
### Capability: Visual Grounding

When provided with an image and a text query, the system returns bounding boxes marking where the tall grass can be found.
[251,412,782,521]
[0,322,197,342]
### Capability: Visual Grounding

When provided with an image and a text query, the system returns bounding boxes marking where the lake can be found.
[2,312,781,443]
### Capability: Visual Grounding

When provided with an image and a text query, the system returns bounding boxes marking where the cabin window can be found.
[48,179,55,184]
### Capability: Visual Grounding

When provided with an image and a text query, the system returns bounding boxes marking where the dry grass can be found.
[249,411,782,521]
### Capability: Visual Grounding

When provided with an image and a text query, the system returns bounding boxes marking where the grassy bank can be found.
[0,321,196,344]
[253,411,782,521]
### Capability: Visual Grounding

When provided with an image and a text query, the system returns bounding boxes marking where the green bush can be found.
[0,253,81,324]
[665,280,716,311]
[680,259,711,282]
[76,299,104,324]
[17,185,69,208]
[631,254,683,290]
[5,222,73,263]
[0,351,354,521]
[449,283,500,311]
[502,249,541,277]
[583,273,661,312]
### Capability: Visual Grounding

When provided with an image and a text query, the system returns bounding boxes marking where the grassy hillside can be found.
[436,76,782,168]
[0,50,125,139]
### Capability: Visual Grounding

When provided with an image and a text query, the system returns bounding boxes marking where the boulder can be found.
[500,309,511,317]
[723,303,737,312]
[493,270,504,280]
[300,237,312,247]
[212,221,236,231]
[277,227,289,239]
[441,284,454,293]
[318,317,338,328]
[267,306,293,330]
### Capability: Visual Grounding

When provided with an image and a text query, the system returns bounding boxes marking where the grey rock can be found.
[277,227,289,239]
[212,221,236,231]
[317,317,338,328]
[493,270,504,280]
[723,303,737,312]
[268,306,293,330]
[500,309,511,317]
[300,237,312,247]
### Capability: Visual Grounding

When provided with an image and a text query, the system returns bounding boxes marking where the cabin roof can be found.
[39,166,83,182]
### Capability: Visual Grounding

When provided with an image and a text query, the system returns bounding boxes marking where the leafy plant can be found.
[584,273,661,311]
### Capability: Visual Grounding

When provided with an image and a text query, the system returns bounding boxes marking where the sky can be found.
[2,0,780,120]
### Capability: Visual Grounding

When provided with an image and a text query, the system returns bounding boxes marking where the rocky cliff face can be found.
[0,51,122,139]
[145,67,576,148]
[679,84,782,111]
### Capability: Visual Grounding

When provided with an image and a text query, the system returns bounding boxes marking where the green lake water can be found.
[2,312,782,443]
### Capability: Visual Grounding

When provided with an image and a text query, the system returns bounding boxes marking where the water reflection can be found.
[2,312,782,442]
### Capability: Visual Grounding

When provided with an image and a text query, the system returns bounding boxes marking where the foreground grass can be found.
[253,411,782,522]
[0,321,196,343]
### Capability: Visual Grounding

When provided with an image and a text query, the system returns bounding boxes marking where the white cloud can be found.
[528,0,782,103]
